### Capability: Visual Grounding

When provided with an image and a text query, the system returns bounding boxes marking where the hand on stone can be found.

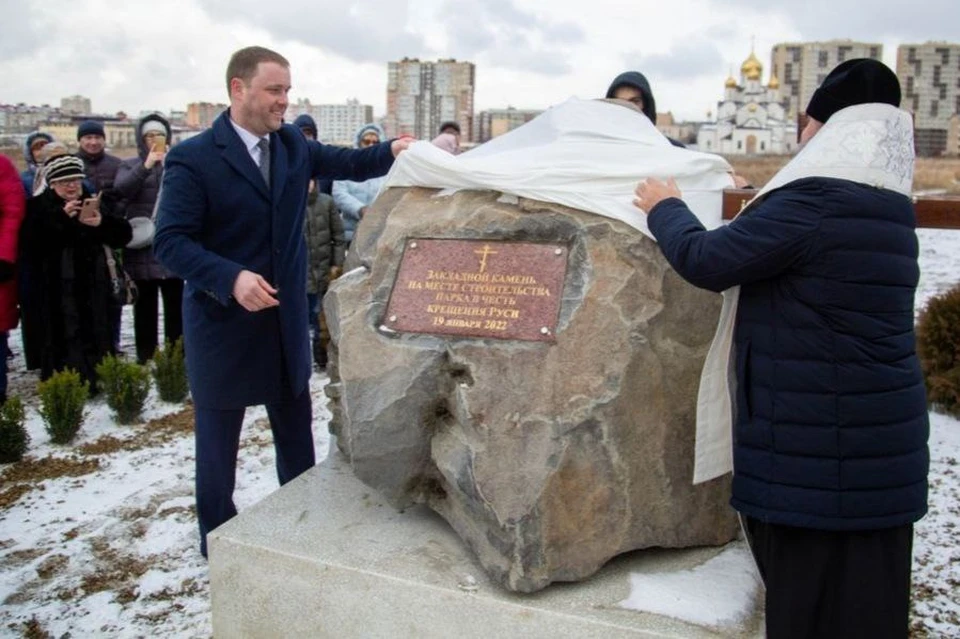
[633,178,682,215]
[232,270,279,312]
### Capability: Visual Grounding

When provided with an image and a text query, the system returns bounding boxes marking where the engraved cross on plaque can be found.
[474,244,498,273]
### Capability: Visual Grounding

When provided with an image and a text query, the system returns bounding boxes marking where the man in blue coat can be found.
[154,46,411,557]
[634,59,928,638]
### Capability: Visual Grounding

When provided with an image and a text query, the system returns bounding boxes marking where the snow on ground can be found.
[0,313,332,638]
[619,543,762,633]
[1,228,959,638]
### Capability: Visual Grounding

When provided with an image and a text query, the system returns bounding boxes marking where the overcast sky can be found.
[2,0,957,123]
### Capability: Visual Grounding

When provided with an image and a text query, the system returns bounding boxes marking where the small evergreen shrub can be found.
[152,337,189,403]
[0,396,28,463]
[917,283,960,417]
[38,370,89,444]
[96,355,151,425]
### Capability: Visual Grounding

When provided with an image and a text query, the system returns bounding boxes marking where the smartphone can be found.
[79,194,100,221]
[153,136,167,153]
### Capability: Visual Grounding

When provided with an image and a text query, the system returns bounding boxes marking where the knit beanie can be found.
[141,120,167,137]
[44,155,86,184]
[77,120,105,139]
[805,59,901,123]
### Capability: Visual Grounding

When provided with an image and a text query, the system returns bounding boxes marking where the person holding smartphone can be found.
[114,114,183,364]
[21,155,131,391]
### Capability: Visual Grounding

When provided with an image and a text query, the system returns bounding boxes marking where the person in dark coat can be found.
[18,134,53,371]
[23,156,132,392]
[606,72,686,148]
[153,46,411,557]
[76,119,124,354]
[292,114,333,195]
[19,132,54,198]
[76,120,123,196]
[17,143,91,371]
[634,59,927,638]
[114,113,183,364]
[303,179,345,368]
[0,155,26,404]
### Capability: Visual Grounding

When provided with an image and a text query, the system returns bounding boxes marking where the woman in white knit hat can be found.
[114,113,183,364]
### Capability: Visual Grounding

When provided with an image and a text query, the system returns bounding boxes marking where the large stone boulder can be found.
[324,187,739,593]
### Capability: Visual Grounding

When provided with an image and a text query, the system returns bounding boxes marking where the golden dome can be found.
[741,51,763,81]
[768,73,780,90]
[725,75,738,89]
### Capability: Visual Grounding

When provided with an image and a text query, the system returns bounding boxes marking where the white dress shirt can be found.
[228,116,269,166]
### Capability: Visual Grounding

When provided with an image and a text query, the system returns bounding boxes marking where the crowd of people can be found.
[0,99,462,397]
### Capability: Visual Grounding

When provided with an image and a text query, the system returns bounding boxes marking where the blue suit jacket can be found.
[154,111,394,408]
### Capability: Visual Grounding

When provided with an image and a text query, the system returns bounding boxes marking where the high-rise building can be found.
[948,113,960,157]
[385,58,475,142]
[771,40,882,121]
[475,107,542,143]
[897,42,960,157]
[287,98,375,146]
[284,98,316,126]
[186,102,227,129]
[60,95,92,115]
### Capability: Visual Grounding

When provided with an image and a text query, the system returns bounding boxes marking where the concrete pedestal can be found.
[209,453,763,638]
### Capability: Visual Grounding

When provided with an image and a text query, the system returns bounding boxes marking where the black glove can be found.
[0,261,14,282]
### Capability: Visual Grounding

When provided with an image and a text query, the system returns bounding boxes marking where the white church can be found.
[697,51,798,155]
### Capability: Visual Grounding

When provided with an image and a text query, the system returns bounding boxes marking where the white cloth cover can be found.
[691,103,916,483]
[384,97,735,238]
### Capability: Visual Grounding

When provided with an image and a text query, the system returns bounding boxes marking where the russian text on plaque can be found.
[382,239,568,342]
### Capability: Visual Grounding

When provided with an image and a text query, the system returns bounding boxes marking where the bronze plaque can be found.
[382,239,568,342]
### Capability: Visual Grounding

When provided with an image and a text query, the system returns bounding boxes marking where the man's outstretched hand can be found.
[391,136,415,157]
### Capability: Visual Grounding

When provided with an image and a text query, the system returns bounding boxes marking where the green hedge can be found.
[153,337,189,403]
[917,283,960,417]
[96,355,151,425]
[39,370,89,444]
[0,396,28,462]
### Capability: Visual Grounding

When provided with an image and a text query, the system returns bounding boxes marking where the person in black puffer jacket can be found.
[303,179,345,369]
[634,59,927,639]
[114,114,184,364]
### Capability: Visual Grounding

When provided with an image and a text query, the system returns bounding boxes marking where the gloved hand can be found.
[329,265,343,281]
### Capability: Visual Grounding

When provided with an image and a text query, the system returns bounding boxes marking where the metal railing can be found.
[722,189,960,229]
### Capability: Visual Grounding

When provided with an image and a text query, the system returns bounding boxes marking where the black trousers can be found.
[133,278,184,364]
[744,516,913,639]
